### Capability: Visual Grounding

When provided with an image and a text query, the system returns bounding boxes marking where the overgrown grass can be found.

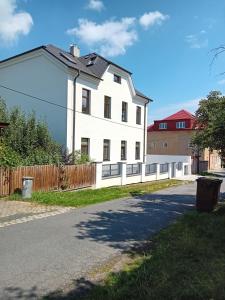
[8,179,182,207]
[82,204,225,300]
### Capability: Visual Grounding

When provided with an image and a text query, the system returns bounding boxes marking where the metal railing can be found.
[145,163,157,175]
[126,163,141,176]
[102,163,121,178]
[160,163,169,174]
[177,162,182,171]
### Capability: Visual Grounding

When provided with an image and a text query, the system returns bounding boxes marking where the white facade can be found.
[147,154,191,177]
[0,47,148,164]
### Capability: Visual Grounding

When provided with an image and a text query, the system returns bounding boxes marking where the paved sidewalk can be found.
[0,200,72,228]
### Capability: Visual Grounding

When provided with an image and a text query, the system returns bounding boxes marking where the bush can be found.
[0,143,22,167]
[0,98,62,166]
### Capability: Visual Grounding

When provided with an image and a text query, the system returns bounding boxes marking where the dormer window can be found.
[176,121,186,129]
[114,74,121,84]
[159,123,167,129]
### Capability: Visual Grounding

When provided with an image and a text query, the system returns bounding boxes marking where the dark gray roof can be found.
[0,44,151,101]
[79,52,132,77]
[44,44,101,79]
[135,89,153,102]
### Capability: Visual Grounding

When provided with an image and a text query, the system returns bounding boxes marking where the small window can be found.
[162,142,168,148]
[114,74,121,84]
[159,123,167,129]
[104,96,111,119]
[81,138,89,156]
[82,88,91,114]
[122,102,128,122]
[121,140,127,160]
[176,121,186,129]
[103,139,110,161]
[135,142,140,160]
[136,106,141,125]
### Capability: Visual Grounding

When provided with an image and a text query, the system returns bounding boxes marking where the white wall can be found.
[147,154,191,177]
[0,50,68,146]
[146,154,191,164]
[69,65,147,163]
[0,50,148,161]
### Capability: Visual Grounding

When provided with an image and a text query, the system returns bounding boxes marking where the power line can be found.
[0,84,145,131]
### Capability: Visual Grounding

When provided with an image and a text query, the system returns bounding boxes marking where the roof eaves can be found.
[0,46,45,64]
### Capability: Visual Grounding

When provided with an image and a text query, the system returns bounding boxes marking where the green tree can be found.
[0,98,62,165]
[192,91,225,159]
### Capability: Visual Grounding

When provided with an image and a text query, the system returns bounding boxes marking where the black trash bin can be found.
[196,177,223,212]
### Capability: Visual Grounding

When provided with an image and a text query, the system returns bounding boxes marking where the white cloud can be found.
[139,11,169,30]
[217,79,225,85]
[86,0,104,12]
[0,0,33,45]
[67,17,137,57]
[67,11,168,57]
[185,30,208,49]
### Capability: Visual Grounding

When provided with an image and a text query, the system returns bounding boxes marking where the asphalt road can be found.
[0,180,224,299]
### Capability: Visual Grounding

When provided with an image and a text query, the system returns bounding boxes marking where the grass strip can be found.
[8,179,183,207]
[83,204,225,300]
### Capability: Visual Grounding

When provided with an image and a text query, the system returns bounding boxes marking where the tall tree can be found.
[192,91,225,159]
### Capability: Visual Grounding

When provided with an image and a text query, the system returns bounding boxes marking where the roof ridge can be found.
[163,109,195,121]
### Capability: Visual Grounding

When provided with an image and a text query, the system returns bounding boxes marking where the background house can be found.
[147,109,221,173]
[0,44,150,164]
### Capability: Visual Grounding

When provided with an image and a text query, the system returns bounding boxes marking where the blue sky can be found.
[1,0,225,124]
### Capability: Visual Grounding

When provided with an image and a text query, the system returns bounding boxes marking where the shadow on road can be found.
[74,193,195,252]
[1,191,196,300]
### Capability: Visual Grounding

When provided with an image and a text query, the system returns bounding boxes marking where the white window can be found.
[159,123,167,129]
[176,121,186,129]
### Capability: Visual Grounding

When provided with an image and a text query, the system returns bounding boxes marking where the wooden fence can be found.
[0,163,96,196]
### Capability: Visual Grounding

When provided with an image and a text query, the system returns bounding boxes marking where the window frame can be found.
[114,74,121,84]
[122,101,128,122]
[103,139,110,161]
[121,140,127,161]
[81,137,90,156]
[176,121,186,129]
[82,88,91,114]
[104,96,111,119]
[135,141,141,160]
[159,122,167,129]
[136,106,141,125]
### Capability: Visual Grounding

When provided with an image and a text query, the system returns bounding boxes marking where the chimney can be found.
[70,44,80,57]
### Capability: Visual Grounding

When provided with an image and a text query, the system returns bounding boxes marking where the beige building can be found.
[147,110,221,173]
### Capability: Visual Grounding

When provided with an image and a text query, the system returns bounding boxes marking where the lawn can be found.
[82,204,225,300]
[9,179,182,207]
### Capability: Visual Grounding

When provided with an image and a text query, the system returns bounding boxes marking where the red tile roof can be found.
[163,109,195,121]
[147,109,196,132]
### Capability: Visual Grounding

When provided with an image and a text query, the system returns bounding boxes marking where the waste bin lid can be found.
[22,176,34,180]
[196,177,223,183]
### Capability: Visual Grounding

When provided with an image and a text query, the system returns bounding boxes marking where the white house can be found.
[0,44,151,165]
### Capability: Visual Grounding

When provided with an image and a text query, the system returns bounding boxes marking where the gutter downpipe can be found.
[72,70,80,162]
[143,100,148,163]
